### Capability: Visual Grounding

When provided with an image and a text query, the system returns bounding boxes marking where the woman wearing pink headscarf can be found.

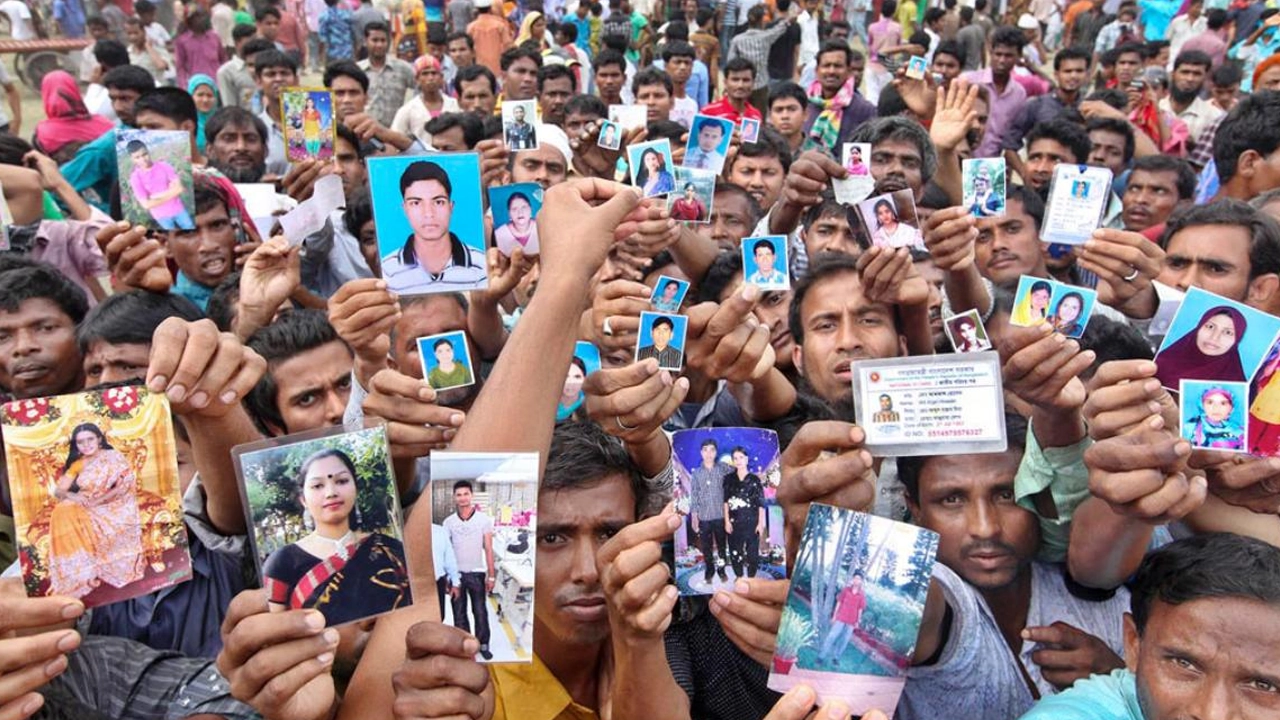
[33,71,115,164]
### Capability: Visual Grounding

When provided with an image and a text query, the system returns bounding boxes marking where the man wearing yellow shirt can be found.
[896,0,918,40]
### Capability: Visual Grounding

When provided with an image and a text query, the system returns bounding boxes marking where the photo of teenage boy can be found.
[442,479,496,660]
[125,138,194,230]
[745,237,787,286]
[636,314,683,368]
[380,160,486,293]
[688,438,731,583]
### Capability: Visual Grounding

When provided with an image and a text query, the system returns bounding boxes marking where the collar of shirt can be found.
[401,232,477,271]
[491,653,602,720]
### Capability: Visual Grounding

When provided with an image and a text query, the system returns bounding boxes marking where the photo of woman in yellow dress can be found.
[47,422,145,598]
[303,96,323,158]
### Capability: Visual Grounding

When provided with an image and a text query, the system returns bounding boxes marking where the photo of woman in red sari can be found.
[261,448,411,627]
[47,422,145,598]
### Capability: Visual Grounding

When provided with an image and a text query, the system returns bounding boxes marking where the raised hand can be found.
[597,504,682,642]
[583,359,690,444]
[922,206,978,272]
[362,368,466,459]
[1023,621,1125,690]
[777,422,876,568]
[537,178,646,290]
[709,577,789,667]
[1079,228,1164,317]
[237,237,301,338]
[999,323,1093,413]
[1081,360,1177,441]
[1084,430,1206,524]
[390,622,493,719]
[683,284,776,384]
[585,279,652,352]
[147,317,267,416]
[95,221,172,293]
[929,79,978,152]
[327,278,400,388]
[0,579,83,720]
[857,246,931,307]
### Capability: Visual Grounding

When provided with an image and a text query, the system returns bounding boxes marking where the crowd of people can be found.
[1,0,1280,718]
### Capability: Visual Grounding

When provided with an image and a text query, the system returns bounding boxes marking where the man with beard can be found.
[1158,50,1222,152]
[204,107,269,183]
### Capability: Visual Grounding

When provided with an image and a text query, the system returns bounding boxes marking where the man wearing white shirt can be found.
[797,0,820,71]
[1166,0,1207,64]
[0,0,37,41]
[1158,49,1223,150]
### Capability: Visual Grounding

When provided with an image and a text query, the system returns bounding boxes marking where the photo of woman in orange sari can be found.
[48,422,145,598]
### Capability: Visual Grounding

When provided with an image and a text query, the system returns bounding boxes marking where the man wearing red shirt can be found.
[701,57,763,126]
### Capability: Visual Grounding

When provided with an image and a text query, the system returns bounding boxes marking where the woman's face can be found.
[302,455,357,527]
[1196,313,1238,357]
[509,197,532,230]
[562,363,585,401]
[732,450,748,471]
[644,150,661,172]
[1031,288,1050,310]
[532,17,546,36]
[75,430,101,457]
[194,85,217,113]
[876,203,894,226]
[1203,391,1234,423]
[435,342,455,365]
[1057,296,1082,323]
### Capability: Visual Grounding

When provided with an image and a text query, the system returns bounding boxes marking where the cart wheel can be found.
[23,52,61,91]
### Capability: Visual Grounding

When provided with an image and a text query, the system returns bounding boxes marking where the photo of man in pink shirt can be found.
[125,138,194,230]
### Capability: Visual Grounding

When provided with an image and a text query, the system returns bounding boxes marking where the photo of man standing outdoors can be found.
[443,480,496,660]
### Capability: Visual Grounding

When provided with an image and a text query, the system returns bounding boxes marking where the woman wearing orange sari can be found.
[48,423,145,598]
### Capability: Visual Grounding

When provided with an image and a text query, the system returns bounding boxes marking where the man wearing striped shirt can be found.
[727,4,796,111]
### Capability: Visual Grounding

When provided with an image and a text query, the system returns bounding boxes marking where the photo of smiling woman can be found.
[259,446,411,626]
[493,190,539,256]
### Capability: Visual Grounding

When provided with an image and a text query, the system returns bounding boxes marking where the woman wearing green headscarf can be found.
[188,74,219,155]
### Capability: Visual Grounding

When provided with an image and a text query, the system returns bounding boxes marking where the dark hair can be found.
[701,438,718,450]
[990,26,1026,51]
[1114,41,1144,61]
[959,6,973,22]
[500,44,543,72]
[724,56,756,79]
[816,39,855,66]
[543,421,646,515]
[253,49,297,78]
[564,93,607,119]
[896,412,1028,502]
[1087,88,1129,111]
[1078,315,1153,375]
[255,6,281,21]
[1006,185,1045,230]
[1211,63,1243,88]
[538,63,577,94]
[125,139,148,154]
[691,115,726,140]
[1160,200,1280,282]
[768,81,808,111]
[0,264,90,325]
[244,310,350,433]
[1054,47,1090,71]
[453,479,473,492]
[297,448,359,495]
[732,125,793,175]
[881,0,898,16]
[232,22,258,43]
[594,48,627,74]
[1215,91,1280,184]
[1130,533,1280,636]
[632,67,673,96]
[76,291,204,354]
[400,160,452,197]
[753,238,776,255]
[447,31,474,49]
[790,253,895,345]
[240,36,276,60]
[206,271,241,332]
[1026,119,1091,164]
[1173,49,1212,73]
[432,337,453,353]
[133,87,198,126]
[103,65,156,94]
[1205,8,1227,30]
[713,182,763,226]
[93,39,129,69]
[424,112,486,149]
[555,21,579,43]
[324,61,369,92]
[205,106,268,148]
[662,40,696,63]
[650,315,674,331]
[62,423,115,474]
[1030,279,1052,296]
[933,40,962,65]
[364,19,390,38]
[1086,116,1136,164]
[872,198,898,224]
[1130,155,1196,201]
[335,123,363,159]
[848,116,938,179]
[454,63,497,95]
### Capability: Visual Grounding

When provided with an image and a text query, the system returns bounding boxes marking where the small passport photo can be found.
[768,505,939,716]
[281,88,336,162]
[233,425,412,628]
[418,330,476,392]
[116,128,196,232]
[430,451,540,663]
[962,157,1006,218]
[670,428,787,596]
[856,190,924,250]
[1179,380,1248,453]
[488,183,543,257]
[2,386,191,607]
[635,311,688,371]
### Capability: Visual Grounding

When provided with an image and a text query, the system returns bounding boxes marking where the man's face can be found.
[879,395,891,411]
[83,340,150,387]
[1025,138,1075,194]
[513,105,526,123]
[726,154,784,209]
[448,38,474,67]
[131,149,152,168]
[1123,169,1182,232]
[417,66,443,95]
[89,22,109,41]
[1126,597,1280,720]
[990,44,1019,76]
[257,65,298,104]
[109,88,143,127]
[595,64,625,101]
[270,340,354,435]
[432,126,467,151]
[404,179,453,243]
[453,485,473,510]
[535,475,636,646]
[458,77,497,114]
[330,76,367,119]
[754,245,775,272]
[651,322,673,349]
[975,197,1048,286]
[909,450,1038,592]
[1055,58,1088,93]
[511,145,568,189]
[257,15,280,40]
[932,53,962,84]
[333,135,366,197]
[1115,51,1142,85]
[208,122,267,182]
[703,191,753,250]
[869,139,925,198]
[366,29,389,59]
[504,57,540,101]
[1211,81,1239,111]
[697,123,723,152]
[701,443,716,464]
[1172,62,1208,95]
[538,76,574,125]
[768,97,806,138]
[0,299,81,399]
[167,203,237,287]
[126,23,145,46]
[793,271,902,404]
[564,110,602,138]
[830,25,849,43]
[725,70,754,101]
[802,208,860,258]
[1159,225,1255,302]
[637,84,673,123]
[1088,129,1128,177]
[667,55,693,85]
[816,50,851,95]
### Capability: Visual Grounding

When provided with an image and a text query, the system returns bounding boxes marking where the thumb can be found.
[597,183,643,230]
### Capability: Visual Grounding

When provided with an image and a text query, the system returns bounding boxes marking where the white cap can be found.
[1017,13,1038,30]
[475,0,492,8]
[535,123,572,166]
